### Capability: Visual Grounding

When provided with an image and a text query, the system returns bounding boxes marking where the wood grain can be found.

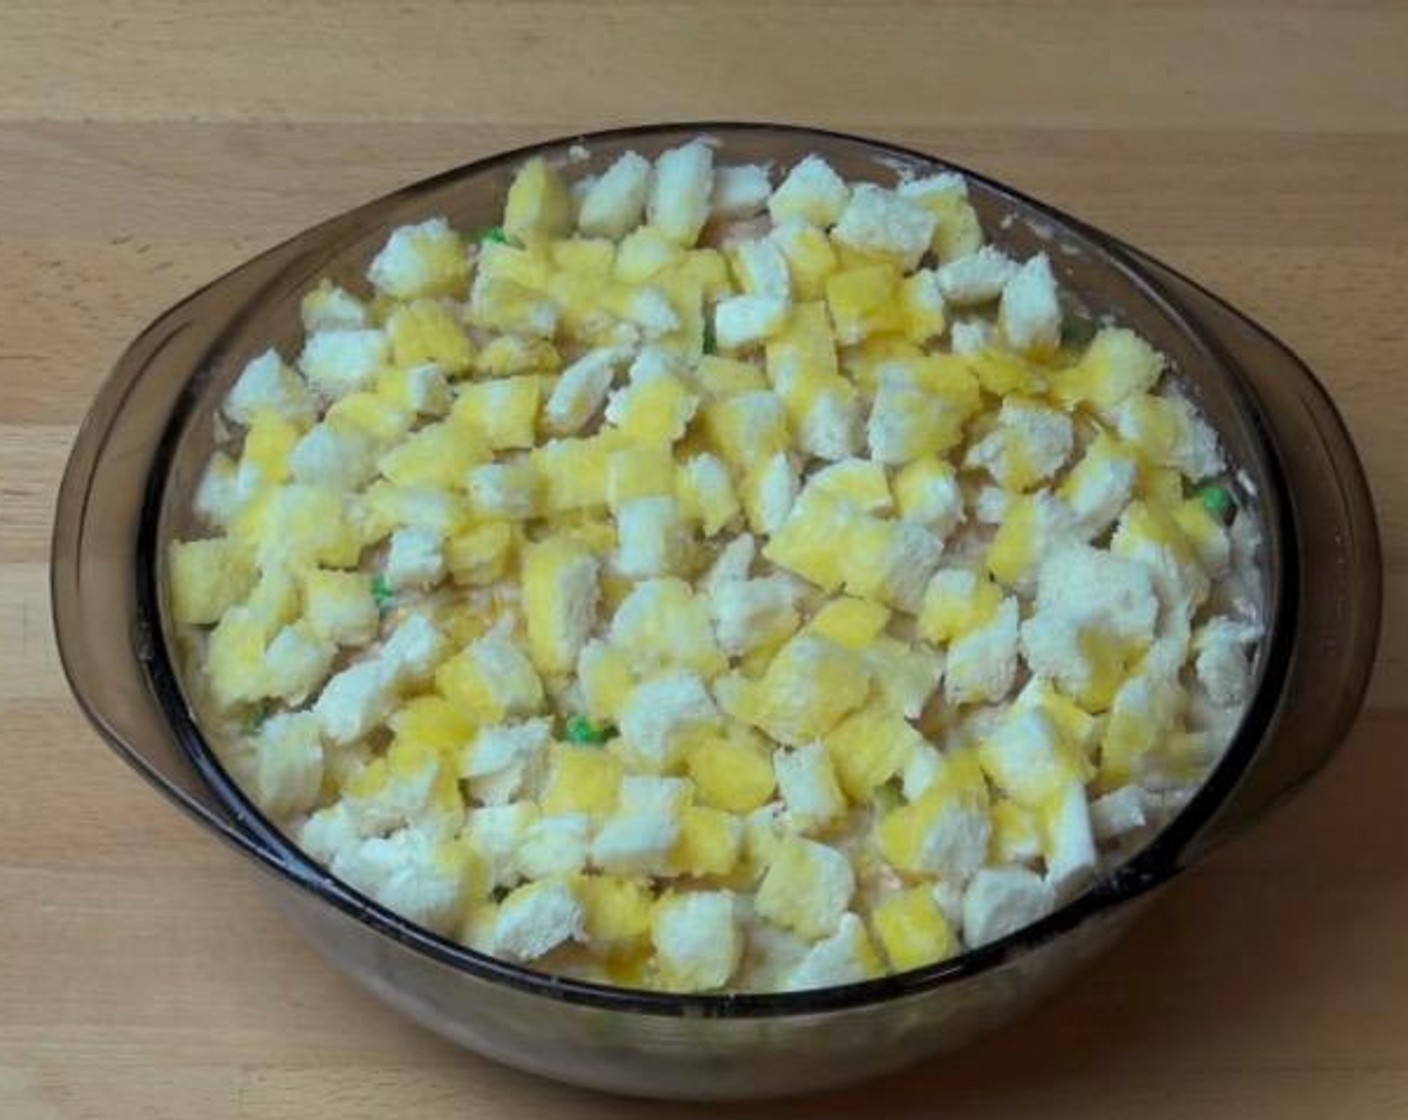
[2,2,1406,1116]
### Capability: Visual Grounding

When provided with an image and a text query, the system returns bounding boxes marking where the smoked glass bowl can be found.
[52,123,1380,1099]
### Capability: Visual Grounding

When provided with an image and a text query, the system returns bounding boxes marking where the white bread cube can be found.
[289,422,377,491]
[734,238,791,299]
[332,826,469,934]
[225,349,315,426]
[999,252,1062,354]
[462,718,553,806]
[950,317,994,355]
[831,184,938,272]
[616,671,719,773]
[263,624,336,705]
[314,659,391,746]
[711,575,798,656]
[714,294,789,350]
[493,879,584,961]
[961,865,1054,947]
[384,526,445,591]
[774,741,846,835]
[768,155,850,227]
[299,329,390,399]
[367,217,463,299]
[625,287,681,340]
[378,613,447,685]
[653,891,741,991]
[298,803,359,865]
[591,811,679,876]
[616,495,691,578]
[1194,616,1259,707]
[699,532,756,596]
[516,813,592,879]
[711,164,772,219]
[301,281,368,333]
[467,801,539,887]
[545,346,628,435]
[897,171,968,202]
[936,246,1018,306]
[1090,785,1148,842]
[783,913,876,991]
[648,140,714,246]
[1043,781,1097,900]
[467,462,540,520]
[252,711,324,819]
[944,597,1019,706]
[749,451,799,535]
[577,150,652,239]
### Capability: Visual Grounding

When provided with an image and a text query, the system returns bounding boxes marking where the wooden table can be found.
[3,2,1406,1116]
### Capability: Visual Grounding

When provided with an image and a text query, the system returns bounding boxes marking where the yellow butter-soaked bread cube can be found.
[755,835,855,941]
[522,535,600,675]
[577,874,654,951]
[989,798,1043,864]
[204,608,268,708]
[577,640,636,723]
[614,224,683,284]
[378,421,487,489]
[450,375,542,451]
[651,891,741,992]
[531,433,624,514]
[386,299,474,376]
[824,702,926,802]
[242,409,305,487]
[503,156,573,246]
[700,390,790,473]
[825,263,903,345]
[763,486,857,592]
[839,516,943,613]
[805,596,890,649]
[607,445,677,510]
[168,537,256,626]
[692,354,767,399]
[541,744,624,821]
[1051,326,1164,415]
[445,522,514,585]
[233,483,363,570]
[686,729,777,814]
[473,335,561,378]
[962,346,1046,397]
[550,236,616,278]
[873,886,959,971]
[750,633,870,746]
[605,370,699,447]
[877,748,991,879]
[434,632,544,724]
[676,453,741,536]
[324,392,413,449]
[383,704,474,774]
[918,567,1004,644]
[367,217,470,300]
[671,806,744,877]
[770,217,839,301]
[898,270,947,345]
[302,568,377,646]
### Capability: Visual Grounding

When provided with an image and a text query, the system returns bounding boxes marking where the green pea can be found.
[479,226,507,245]
[565,714,615,745]
[370,574,395,611]
[1197,483,1235,522]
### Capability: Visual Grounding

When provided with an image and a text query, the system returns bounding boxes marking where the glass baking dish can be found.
[52,123,1380,1099]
